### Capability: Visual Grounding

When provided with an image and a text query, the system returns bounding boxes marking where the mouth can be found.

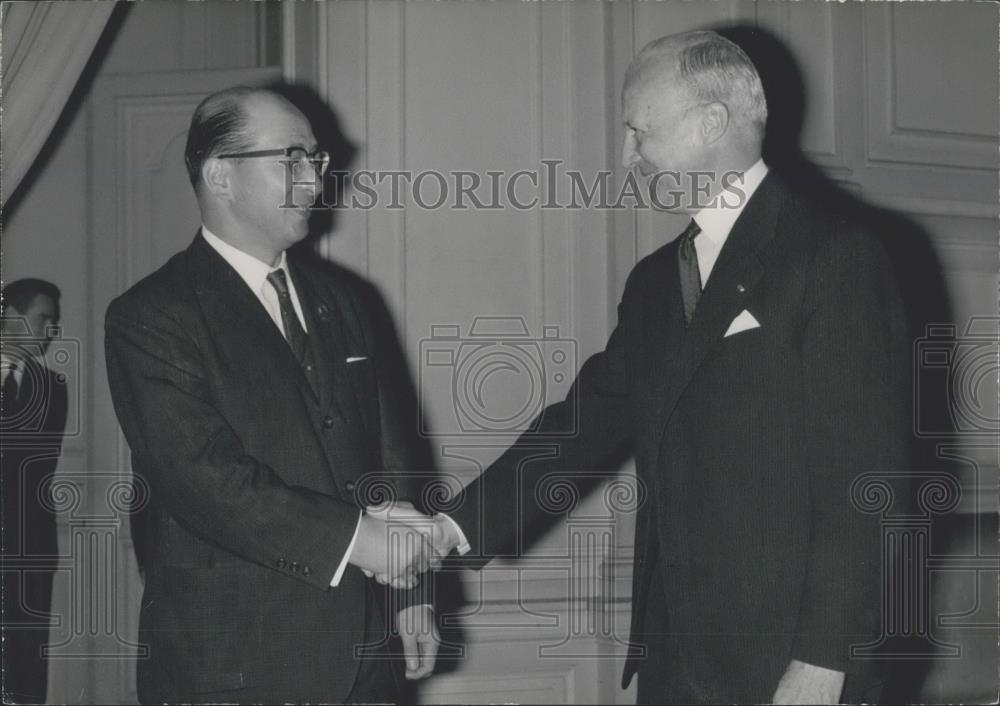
[287,190,318,215]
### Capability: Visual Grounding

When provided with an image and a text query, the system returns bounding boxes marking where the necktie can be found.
[2,362,20,414]
[677,219,702,326]
[266,269,309,365]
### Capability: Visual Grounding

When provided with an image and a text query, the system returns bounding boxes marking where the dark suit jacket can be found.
[448,173,909,703]
[1,353,68,703]
[2,354,68,556]
[105,233,424,703]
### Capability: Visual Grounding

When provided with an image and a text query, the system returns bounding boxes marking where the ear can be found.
[202,157,234,200]
[700,102,729,145]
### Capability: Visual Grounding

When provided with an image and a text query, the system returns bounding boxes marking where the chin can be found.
[279,218,309,247]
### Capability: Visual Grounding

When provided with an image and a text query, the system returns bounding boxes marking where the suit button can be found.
[345,481,355,493]
[276,557,287,569]
[322,416,335,429]
[302,565,311,577]
[289,562,299,572]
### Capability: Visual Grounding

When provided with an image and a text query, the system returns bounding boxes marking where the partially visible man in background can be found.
[1,278,68,704]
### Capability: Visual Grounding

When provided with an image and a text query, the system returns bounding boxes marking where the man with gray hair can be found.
[416,29,908,703]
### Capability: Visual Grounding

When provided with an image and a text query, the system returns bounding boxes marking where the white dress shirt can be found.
[201,227,309,334]
[200,226,359,587]
[690,158,769,286]
[1,359,24,390]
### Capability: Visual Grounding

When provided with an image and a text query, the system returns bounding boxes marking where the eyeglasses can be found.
[217,147,331,179]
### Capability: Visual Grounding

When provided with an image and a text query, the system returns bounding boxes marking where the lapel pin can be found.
[316,303,330,319]
[736,284,746,293]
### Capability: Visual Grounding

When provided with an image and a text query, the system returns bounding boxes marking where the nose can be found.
[301,178,321,205]
[621,131,639,170]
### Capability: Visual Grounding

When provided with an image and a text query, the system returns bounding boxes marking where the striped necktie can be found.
[266,269,309,365]
[677,219,702,326]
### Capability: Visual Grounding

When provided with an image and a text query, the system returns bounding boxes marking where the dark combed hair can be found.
[1,278,61,313]
[183,86,265,190]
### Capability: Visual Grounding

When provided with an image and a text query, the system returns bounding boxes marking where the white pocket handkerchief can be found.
[346,356,368,363]
[724,310,760,338]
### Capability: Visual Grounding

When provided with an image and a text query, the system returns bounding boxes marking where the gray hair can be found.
[637,31,768,140]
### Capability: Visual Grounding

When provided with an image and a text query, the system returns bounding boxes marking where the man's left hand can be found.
[772,659,844,704]
[397,604,439,680]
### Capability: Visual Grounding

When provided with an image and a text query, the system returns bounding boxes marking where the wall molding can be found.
[866,193,999,221]
[420,667,576,704]
[864,5,999,172]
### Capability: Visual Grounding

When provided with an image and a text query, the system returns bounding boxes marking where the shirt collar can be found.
[692,158,769,245]
[200,226,289,295]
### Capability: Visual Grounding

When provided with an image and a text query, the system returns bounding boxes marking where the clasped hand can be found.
[347,500,458,589]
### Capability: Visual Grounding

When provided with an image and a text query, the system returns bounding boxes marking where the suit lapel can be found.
[186,234,316,403]
[5,356,40,422]
[289,263,351,418]
[650,173,788,450]
[288,260,375,435]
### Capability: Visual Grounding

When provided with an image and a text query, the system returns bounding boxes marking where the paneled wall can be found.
[301,4,639,701]
[2,1,996,703]
[288,1,998,703]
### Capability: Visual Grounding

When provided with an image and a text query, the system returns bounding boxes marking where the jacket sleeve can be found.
[446,277,640,564]
[339,278,439,611]
[793,223,909,669]
[105,294,361,590]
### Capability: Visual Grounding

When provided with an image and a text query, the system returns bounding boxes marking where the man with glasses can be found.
[105,86,441,704]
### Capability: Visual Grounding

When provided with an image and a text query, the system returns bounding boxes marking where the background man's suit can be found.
[448,172,909,703]
[105,233,423,703]
[1,354,67,704]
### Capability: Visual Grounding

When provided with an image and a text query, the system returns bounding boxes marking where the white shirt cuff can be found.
[437,513,471,555]
[329,511,363,586]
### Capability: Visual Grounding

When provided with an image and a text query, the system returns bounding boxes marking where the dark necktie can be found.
[266,269,309,365]
[2,362,20,415]
[677,219,703,326]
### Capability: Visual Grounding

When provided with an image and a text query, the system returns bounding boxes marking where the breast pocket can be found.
[708,323,766,365]
[334,355,378,433]
[342,355,377,400]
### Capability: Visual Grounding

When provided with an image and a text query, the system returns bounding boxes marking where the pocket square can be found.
[346,356,368,363]
[724,310,760,338]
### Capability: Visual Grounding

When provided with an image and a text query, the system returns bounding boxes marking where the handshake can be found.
[347,501,464,589]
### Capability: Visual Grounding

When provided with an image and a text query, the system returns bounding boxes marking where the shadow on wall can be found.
[721,24,992,705]
[272,81,470,693]
[267,81,358,238]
